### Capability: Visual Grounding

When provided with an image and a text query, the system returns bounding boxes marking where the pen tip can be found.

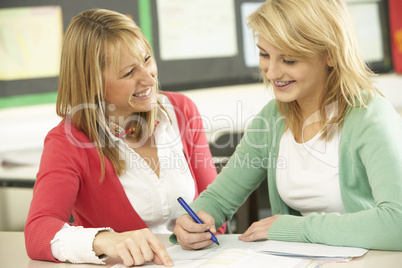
[216,242,220,246]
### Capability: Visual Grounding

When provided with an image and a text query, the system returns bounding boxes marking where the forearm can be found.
[269,207,402,250]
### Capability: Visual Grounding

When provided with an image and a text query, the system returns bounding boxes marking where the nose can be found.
[137,64,156,86]
[261,59,281,82]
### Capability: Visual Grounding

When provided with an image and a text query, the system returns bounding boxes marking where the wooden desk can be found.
[2,232,402,268]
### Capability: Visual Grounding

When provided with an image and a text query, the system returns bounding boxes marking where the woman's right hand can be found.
[173,211,217,250]
[93,228,173,267]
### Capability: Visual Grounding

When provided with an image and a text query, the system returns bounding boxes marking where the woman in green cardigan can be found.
[172,0,402,251]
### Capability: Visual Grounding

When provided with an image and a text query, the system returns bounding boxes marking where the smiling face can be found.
[103,43,157,120]
[258,36,331,115]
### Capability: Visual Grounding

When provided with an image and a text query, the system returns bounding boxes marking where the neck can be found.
[106,111,138,128]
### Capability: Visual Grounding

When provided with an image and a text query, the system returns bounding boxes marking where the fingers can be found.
[148,234,174,267]
[94,229,173,267]
[238,222,264,242]
[239,215,281,242]
[196,211,216,231]
[177,214,211,233]
[115,233,151,267]
[177,234,214,250]
[174,214,215,250]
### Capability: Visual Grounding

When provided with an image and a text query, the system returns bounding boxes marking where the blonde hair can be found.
[57,9,160,180]
[247,0,380,139]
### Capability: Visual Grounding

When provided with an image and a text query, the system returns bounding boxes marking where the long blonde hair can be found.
[248,0,380,139]
[57,9,159,180]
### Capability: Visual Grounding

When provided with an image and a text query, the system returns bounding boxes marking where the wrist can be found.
[93,230,111,256]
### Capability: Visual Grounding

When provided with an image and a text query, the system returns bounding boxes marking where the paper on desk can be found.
[165,235,321,268]
[256,240,368,259]
[135,249,320,268]
[110,259,207,268]
[196,249,319,268]
[167,234,265,260]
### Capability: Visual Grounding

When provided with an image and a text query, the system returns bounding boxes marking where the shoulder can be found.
[343,93,402,142]
[248,99,283,129]
[45,120,92,149]
[346,93,401,125]
[260,98,281,115]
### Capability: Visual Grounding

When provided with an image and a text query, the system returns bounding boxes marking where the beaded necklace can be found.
[106,117,159,138]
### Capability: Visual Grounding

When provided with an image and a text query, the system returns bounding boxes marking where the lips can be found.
[274,80,295,87]
[132,88,152,98]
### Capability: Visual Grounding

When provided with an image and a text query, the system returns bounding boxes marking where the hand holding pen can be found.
[176,197,220,248]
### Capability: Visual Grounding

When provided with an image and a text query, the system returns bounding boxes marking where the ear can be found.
[326,55,334,68]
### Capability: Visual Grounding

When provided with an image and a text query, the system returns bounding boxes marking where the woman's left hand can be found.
[238,214,281,242]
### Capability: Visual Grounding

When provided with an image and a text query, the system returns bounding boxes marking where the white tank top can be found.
[276,128,345,216]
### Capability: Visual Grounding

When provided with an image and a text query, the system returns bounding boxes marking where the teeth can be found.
[274,81,292,86]
[133,88,151,97]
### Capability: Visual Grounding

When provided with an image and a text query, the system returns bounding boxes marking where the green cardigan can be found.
[171,94,402,250]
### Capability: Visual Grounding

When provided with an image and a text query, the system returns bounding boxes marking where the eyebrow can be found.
[118,63,137,75]
[256,45,292,58]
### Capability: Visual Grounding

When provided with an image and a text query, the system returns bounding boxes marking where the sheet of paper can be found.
[132,249,318,268]
[256,240,368,259]
[167,234,266,260]
[197,249,316,268]
[156,0,237,60]
[110,259,207,268]
[0,6,63,80]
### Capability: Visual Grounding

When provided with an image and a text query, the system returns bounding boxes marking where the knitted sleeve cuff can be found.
[268,215,305,243]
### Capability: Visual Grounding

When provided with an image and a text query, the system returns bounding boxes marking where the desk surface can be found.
[1,232,402,268]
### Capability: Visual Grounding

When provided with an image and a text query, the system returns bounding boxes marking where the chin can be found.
[273,91,297,103]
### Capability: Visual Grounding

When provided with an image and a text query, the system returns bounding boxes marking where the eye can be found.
[122,68,134,78]
[283,58,296,65]
[144,55,152,64]
[259,52,269,58]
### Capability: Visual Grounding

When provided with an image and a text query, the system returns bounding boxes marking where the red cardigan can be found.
[25,92,223,261]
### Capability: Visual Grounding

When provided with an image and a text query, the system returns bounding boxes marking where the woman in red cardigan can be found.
[25,9,223,267]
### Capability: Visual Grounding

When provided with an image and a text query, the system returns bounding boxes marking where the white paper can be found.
[135,249,317,268]
[167,234,266,260]
[198,249,313,268]
[156,0,238,60]
[256,240,368,259]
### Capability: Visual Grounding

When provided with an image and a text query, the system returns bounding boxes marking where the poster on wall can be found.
[0,6,63,81]
[156,0,238,61]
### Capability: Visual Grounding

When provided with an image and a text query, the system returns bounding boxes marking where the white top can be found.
[276,128,345,216]
[50,95,195,264]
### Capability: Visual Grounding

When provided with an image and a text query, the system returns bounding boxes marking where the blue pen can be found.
[177,197,220,246]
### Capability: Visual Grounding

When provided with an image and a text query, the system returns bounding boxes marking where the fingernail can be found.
[167,260,174,267]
